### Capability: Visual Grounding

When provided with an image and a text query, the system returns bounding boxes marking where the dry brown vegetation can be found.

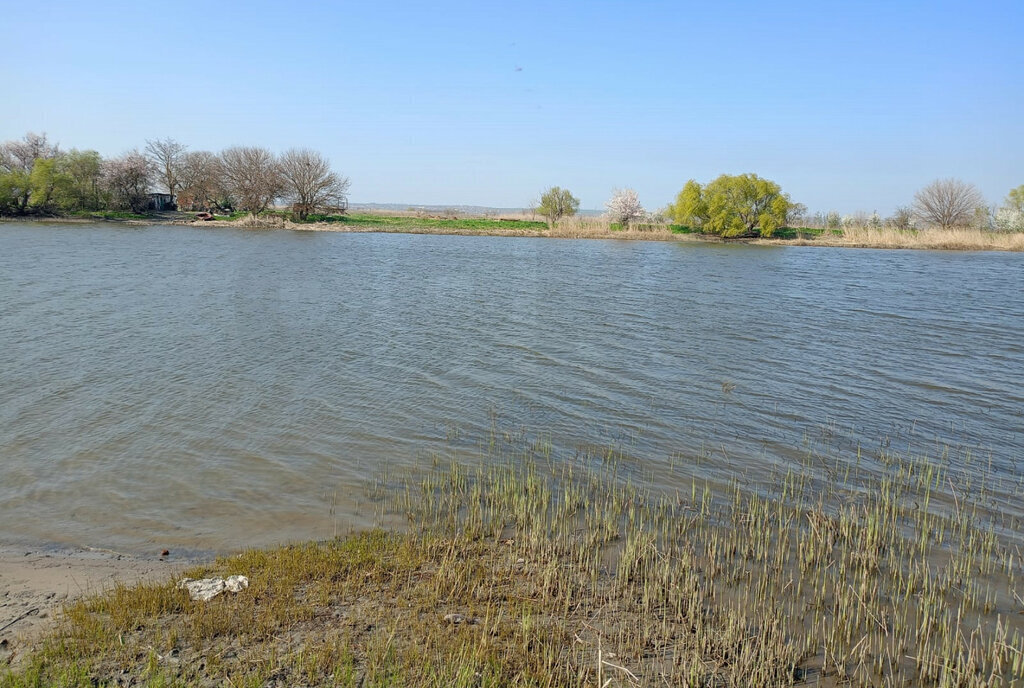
[4,429,1023,687]
[771,227,1024,252]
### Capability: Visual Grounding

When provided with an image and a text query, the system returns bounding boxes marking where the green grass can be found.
[4,430,1023,687]
[70,210,149,220]
[301,213,549,232]
[771,227,844,239]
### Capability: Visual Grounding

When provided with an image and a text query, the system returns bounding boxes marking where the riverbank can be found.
[7,213,1024,251]
[758,225,1024,252]
[0,547,184,668]
[3,444,1022,687]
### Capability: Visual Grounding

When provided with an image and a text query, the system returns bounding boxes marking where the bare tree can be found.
[913,178,984,230]
[0,132,59,173]
[278,148,349,220]
[177,151,224,211]
[604,188,646,230]
[103,151,152,213]
[219,146,283,218]
[888,206,914,230]
[145,138,187,200]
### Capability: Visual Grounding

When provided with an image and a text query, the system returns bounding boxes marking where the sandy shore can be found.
[0,546,186,666]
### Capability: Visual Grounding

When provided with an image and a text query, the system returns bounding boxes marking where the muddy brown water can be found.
[1,223,1021,555]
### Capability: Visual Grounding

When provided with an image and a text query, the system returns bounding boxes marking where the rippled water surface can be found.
[2,223,1022,554]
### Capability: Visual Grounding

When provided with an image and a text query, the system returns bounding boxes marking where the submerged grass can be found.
[4,432,1023,687]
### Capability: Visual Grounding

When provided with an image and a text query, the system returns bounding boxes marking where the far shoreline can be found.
[3,214,1023,252]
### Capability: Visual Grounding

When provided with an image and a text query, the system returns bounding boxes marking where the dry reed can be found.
[773,226,1024,252]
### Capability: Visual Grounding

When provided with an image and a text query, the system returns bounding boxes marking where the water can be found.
[1,223,1022,554]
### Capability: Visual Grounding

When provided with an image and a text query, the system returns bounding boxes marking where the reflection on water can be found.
[1,223,1021,554]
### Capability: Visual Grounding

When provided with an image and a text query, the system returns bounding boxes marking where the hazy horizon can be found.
[5,0,1021,216]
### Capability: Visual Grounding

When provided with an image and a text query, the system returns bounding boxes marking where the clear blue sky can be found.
[5,0,1022,214]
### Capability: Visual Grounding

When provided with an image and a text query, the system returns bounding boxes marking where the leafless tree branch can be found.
[279,148,350,220]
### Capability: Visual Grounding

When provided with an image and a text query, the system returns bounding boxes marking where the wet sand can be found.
[0,546,185,666]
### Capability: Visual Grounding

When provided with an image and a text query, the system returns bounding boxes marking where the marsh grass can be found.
[4,431,1023,687]
[774,226,1024,251]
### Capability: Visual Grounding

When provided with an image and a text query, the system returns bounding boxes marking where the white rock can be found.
[225,575,249,593]
[178,575,249,602]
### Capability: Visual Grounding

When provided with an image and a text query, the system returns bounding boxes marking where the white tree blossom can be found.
[604,188,645,229]
[994,207,1024,233]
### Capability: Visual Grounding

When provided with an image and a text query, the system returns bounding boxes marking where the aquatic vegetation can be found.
[4,430,1022,686]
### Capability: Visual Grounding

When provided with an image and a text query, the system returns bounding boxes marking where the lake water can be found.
[1,223,1022,555]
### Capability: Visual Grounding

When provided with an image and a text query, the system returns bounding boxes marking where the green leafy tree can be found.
[0,132,60,214]
[669,180,705,230]
[58,149,105,211]
[669,173,793,237]
[28,158,70,212]
[535,186,580,227]
[0,172,20,215]
[1005,184,1024,213]
[0,170,31,215]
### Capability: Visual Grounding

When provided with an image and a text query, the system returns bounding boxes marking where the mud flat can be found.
[0,546,184,666]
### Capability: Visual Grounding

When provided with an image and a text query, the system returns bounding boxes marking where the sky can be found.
[4,0,1022,214]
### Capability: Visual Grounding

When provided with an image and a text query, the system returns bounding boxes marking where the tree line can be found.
[4,131,1021,234]
[0,133,349,220]
[536,177,1024,235]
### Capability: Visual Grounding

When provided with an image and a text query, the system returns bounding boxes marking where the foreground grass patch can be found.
[4,438,1024,686]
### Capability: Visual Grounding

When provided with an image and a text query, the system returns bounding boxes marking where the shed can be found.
[148,193,176,211]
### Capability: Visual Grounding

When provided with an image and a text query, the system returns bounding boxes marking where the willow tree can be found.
[0,132,60,214]
[669,173,792,237]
